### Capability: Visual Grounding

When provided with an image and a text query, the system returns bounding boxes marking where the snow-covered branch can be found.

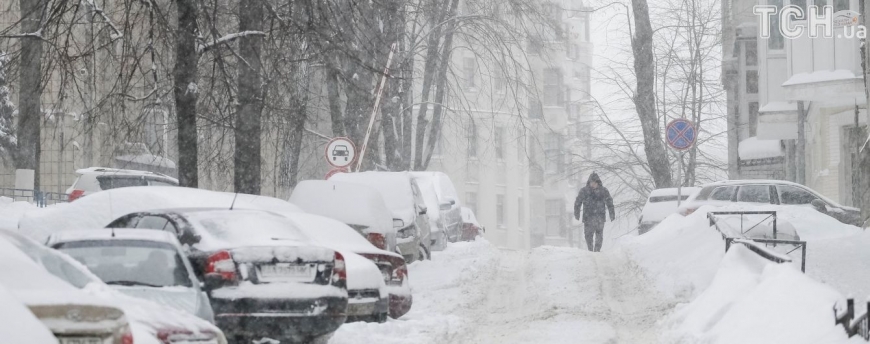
[198,31,266,54]
[86,0,123,40]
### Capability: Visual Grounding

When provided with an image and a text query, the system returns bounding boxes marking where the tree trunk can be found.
[421,0,460,170]
[326,63,345,138]
[630,0,672,188]
[413,0,448,169]
[174,0,199,188]
[285,104,306,189]
[17,0,44,188]
[234,0,265,194]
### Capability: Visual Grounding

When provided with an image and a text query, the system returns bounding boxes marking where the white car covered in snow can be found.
[0,228,226,344]
[286,212,413,319]
[410,172,462,248]
[331,172,433,263]
[0,283,57,344]
[637,187,700,235]
[289,180,398,253]
[46,229,215,323]
[66,167,179,201]
[677,180,863,227]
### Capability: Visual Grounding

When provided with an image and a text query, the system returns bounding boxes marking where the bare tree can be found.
[16,0,45,187]
[174,0,201,187]
[233,0,265,194]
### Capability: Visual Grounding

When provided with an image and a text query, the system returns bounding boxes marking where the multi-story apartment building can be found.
[429,0,593,249]
[723,0,869,211]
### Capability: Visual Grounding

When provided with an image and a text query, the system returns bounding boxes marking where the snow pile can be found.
[617,207,726,299]
[738,137,783,160]
[330,239,501,344]
[17,186,301,242]
[664,245,852,344]
[330,172,417,226]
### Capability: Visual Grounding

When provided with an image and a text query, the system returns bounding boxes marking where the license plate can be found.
[258,263,315,281]
[59,338,102,344]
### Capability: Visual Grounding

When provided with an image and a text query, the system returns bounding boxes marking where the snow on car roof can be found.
[330,172,417,224]
[410,171,460,204]
[179,209,315,250]
[289,180,394,234]
[18,186,302,243]
[75,166,176,180]
[47,229,180,246]
[648,187,701,197]
[284,212,401,259]
[699,179,846,208]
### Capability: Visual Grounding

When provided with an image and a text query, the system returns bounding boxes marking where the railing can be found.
[835,298,869,340]
[0,188,68,207]
[708,211,808,272]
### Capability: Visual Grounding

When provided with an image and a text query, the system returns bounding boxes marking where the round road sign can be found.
[325,137,356,168]
[666,119,697,151]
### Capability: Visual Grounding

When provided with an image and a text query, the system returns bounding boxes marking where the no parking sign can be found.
[666,119,697,151]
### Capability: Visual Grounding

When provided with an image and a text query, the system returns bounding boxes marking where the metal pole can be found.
[355,43,397,172]
[677,151,683,206]
[801,243,807,273]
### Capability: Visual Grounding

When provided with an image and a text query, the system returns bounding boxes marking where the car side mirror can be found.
[393,218,405,228]
[810,199,827,213]
[418,206,428,215]
[449,199,456,205]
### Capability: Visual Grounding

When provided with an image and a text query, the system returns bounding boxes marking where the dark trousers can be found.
[584,220,604,252]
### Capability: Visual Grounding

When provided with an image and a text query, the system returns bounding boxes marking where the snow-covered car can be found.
[677,180,863,226]
[106,208,349,343]
[285,212,413,319]
[66,167,179,201]
[637,187,701,235]
[459,206,484,241]
[331,171,433,263]
[46,229,215,323]
[410,172,462,245]
[0,283,58,344]
[19,186,303,243]
[289,180,398,253]
[0,231,133,344]
[0,228,225,344]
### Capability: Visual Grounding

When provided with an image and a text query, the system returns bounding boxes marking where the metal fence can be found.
[0,188,69,207]
[835,298,869,340]
[707,211,808,272]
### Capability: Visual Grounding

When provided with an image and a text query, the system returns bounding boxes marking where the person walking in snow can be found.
[574,172,615,252]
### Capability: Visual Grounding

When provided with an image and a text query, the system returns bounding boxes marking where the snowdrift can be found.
[618,204,866,344]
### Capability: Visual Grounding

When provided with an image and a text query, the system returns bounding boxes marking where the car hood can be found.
[111,286,200,319]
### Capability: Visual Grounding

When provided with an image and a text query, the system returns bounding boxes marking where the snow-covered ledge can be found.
[782,70,865,102]
[738,137,783,161]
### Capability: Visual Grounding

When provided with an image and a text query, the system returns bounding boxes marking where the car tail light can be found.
[683,207,697,216]
[205,250,236,280]
[333,252,347,283]
[392,263,408,282]
[157,328,206,344]
[68,189,85,202]
[366,233,387,250]
[121,329,134,344]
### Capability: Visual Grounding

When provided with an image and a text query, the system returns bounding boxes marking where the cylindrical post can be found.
[801,243,807,273]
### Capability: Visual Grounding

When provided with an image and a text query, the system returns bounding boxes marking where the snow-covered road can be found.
[330,240,674,344]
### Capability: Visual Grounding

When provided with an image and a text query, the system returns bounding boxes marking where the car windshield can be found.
[55,240,192,288]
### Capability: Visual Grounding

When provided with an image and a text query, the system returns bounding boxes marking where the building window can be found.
[530,164,544,186]
[495,127,505,160]
[496,194,505,227]
[494,74,505,93]
[545,199,563,236]
[529,98,543,118]
[749,102,759,137]
[466,192,477,215]
[518,197,525,225]
[745,43,758,67]
[463,57,476,89]
[834,0,849,11]
[543,68,563,106]
[746,70,759,94]
[768,0,784,50]
[527,38,542,55]
[467,122,477,158]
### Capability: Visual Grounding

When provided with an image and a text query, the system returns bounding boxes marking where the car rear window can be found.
[55,240,192,288]
[736,185,771,203]
[186,211,308,245]
[97,175,148,190]
[709,186,737,201]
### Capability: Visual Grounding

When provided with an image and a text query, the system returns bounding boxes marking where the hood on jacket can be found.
[586,172,602,187]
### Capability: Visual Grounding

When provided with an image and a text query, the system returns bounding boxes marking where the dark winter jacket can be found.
[574,172,615,224]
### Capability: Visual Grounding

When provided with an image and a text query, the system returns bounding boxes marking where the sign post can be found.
[665,119,698,206]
